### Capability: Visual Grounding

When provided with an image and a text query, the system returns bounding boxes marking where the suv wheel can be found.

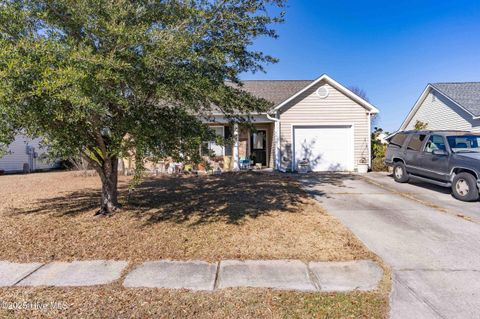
[393,162,409,183]
[452,173,479,202]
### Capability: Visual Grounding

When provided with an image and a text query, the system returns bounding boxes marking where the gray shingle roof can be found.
[234,80,313,107]
[431,82,480,117]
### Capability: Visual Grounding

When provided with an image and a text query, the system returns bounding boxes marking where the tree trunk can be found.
[97,156,119,215]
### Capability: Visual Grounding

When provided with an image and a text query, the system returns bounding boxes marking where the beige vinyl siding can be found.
[278,82,370,171]
[404,90,480,132]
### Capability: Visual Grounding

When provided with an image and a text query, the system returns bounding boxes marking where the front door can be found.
[251,130,267,166]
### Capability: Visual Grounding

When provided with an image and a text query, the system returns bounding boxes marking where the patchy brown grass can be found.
[0,285,388,319]
[0,171,373,263]
[0,170,390,318]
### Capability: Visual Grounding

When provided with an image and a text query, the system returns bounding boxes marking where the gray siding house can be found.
[400,82,480,132]
[0,134,59,173]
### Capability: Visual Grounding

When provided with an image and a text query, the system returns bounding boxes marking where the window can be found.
[407,134,427,151]
[316,86,329,98]
[252,131,265,149]
[447,135,480,153]
[201,126,224,157]
[390,133,407,147]
[424,135,446,153]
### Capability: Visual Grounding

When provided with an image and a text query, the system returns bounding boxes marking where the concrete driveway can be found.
[365,171,480,223]
[302,173,480,319]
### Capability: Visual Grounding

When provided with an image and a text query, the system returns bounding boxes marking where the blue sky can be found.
[242,0,480,132]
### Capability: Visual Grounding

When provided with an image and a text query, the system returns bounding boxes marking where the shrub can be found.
[371,127,389,172]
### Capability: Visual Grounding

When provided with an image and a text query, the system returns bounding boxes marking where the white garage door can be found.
[293,125,354,172]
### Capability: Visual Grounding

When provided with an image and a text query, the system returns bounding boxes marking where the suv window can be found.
[407,134,427,151]
[390,133,407,147]
[447,135,480,153]
[425,135,447,153]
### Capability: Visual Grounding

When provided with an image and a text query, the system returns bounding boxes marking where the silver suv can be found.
[385,130,480,202]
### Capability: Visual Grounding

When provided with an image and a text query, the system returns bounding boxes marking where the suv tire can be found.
[393,162,409,183]
[452,173,479,202]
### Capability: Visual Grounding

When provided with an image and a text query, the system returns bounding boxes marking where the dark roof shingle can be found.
[432,82,480,116]
[234,80,313,107]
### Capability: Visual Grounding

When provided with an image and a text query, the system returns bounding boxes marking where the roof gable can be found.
[271,74,379,114]
[400,82,480,130]
[431,82,480,117]
[223,74,379,116]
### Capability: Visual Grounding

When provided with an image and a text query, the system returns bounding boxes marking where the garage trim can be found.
[291,123,355,172]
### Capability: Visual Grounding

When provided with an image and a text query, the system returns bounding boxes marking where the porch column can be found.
[232,123,240,171]
[274,119,281,170]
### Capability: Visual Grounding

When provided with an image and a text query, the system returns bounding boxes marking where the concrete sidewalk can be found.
[0,259,383,292]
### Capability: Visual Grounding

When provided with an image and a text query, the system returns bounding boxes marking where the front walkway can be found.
[302,173,480,319]
[0,259,382,292]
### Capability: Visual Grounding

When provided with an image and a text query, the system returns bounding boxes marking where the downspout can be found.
[266,112,284,172]
[368,112,372,169]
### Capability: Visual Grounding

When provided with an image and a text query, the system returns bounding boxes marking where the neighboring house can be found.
[0,135,59,173]
[400,82,480,132]
[201,74,379,172]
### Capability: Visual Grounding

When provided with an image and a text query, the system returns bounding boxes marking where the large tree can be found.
[0,0,284,214]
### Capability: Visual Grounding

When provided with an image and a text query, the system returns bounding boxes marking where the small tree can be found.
[349,86,369,102]
[0,0,285,215]
[414,120,429,130]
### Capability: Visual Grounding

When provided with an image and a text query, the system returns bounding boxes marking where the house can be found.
[201,74,379,172]
[2,74,379,174]
[0,134,59,173]
[400,82,480,132]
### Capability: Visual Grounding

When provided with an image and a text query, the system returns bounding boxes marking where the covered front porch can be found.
[204,120,275,171]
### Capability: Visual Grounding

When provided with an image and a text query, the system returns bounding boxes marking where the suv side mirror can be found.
[432,149,448,156]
